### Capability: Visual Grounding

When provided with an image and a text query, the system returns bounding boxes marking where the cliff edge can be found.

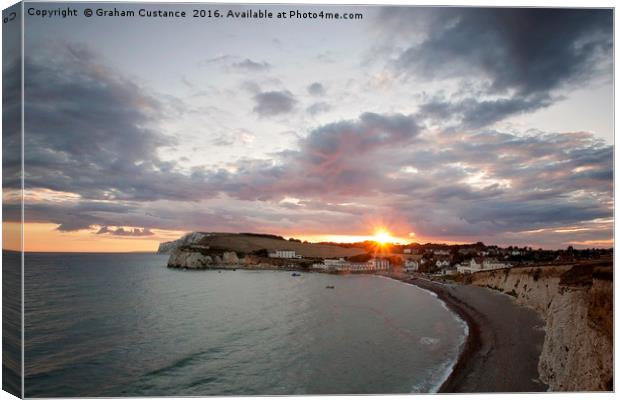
[462,262,612,391]
[157,232,210,254]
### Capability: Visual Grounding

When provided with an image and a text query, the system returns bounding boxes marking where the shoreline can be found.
[387,275,482,393]
[168,264,548,393]
[386,273,547,393]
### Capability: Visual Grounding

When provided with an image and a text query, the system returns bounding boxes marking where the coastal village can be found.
[161,232,612,277]
[160,232,613,392]
[270,242,612,276]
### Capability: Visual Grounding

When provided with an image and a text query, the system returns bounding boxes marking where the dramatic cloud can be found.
[2,57,22,189]
[17,8,614,249]
[16,45,613,246]
[307,82,326,96]
[418,94,553,129]
[252,90,297,116]
[231,58,271,72]
[380,8,613,130]
[199,112,421,200]
[19,43,209,203]
[392,8,612,96]
[199,121,611,244]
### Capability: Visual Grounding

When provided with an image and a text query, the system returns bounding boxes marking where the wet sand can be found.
[390,274,548,393]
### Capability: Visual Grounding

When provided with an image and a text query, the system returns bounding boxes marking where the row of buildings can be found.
[269,250,302,259]
[403,245,526,258]
[454,257,512,274]
[269,248,512,275]
[312,258,391,272]
[403,255,512,275]
[268,250,392,273]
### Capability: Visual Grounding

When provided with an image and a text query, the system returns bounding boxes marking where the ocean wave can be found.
[419,336,440,346]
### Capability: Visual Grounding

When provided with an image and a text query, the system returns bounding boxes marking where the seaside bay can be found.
[24,253,466,397]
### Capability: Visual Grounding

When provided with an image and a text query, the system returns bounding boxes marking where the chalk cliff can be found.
[157,232,210,254]
[464,263,613,391]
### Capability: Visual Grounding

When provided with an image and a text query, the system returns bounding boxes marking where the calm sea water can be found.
[24,253,466,397]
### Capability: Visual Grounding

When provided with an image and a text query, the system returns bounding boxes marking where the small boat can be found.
[325,285,335,289]
[291,272,301,277]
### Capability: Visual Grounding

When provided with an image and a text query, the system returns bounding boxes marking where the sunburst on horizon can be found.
[373,228,395,246]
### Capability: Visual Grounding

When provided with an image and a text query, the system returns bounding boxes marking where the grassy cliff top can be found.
[195,233,366,258]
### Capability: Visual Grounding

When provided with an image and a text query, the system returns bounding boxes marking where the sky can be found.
[2,4,614,251]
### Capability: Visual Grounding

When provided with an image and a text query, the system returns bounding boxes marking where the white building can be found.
[435,259,450,268]
[403,248,412,254]
[432,249,450,256]
[439,265,457,276]
[314,258,390,272]
[404,259,419,272]
[456,257,510,274]
[367,258,391,271]
[269,250,301,259]
[484,258,510,270]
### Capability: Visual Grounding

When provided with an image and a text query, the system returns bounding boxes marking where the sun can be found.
[373,229,393,245]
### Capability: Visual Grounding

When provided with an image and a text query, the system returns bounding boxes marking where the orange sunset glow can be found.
[1,7,612,258]
[3,221,418,253]
[373,228,394,245]
[3,222,186,253]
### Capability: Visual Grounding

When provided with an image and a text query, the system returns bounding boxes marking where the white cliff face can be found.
[157,241,178,254]
[538,283,612,391]
[157,232,210,254]
[167,249,213,269]
[468,265,612,391]
[222,251,239,264]
[166,248,244,269]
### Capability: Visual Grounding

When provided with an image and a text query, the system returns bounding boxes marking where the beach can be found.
[390,274,548,393]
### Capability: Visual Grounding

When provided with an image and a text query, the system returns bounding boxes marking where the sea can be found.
[22,253,467,397]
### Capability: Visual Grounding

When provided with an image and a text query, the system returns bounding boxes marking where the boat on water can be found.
[326,285,335,289]
[291,272,301,277]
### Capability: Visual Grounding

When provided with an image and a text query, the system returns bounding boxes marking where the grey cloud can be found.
[232,58,271,72]
[204,112,422,200]
[206,123,611,243]
[212,135,234,147]
[19,111,612,246]
[57,220,98,232]
[393,8,612,96]
[2,57,22,188]
[419,94,553,129]
[240,80,261,94]
[306,102,331,115]
[1,199,140,232]
[18,41,612,247]
[386,8,612,129]
[200,54,236,66]
[97,226,154,236]
[212,129,255,147]
[463,199,608,229]
[252,90,297,116]
[20,43,211,203]
[302,112,419,157]
[307,82,326,96]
